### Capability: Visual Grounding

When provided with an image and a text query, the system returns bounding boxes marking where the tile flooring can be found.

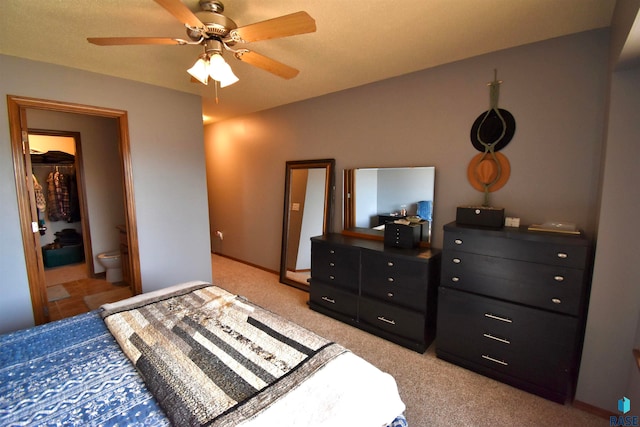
[46,263,132,321]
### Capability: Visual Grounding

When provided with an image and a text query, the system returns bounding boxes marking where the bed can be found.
[0,281,408,426]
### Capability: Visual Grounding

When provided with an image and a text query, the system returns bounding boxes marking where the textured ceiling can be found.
[1,1,616,124]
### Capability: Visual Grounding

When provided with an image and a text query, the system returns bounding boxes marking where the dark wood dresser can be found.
[309,233,441,353]
[436,222,592,403]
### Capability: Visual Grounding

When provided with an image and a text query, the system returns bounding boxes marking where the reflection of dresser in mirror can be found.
[344,167,435,246]
[117,225,130,286]
[377,214,405,225]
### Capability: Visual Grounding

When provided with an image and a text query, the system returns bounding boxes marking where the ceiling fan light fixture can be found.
[187,57,210,85]
[208,53,239,87]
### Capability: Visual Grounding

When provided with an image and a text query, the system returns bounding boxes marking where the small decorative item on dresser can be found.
[456,205,505,228]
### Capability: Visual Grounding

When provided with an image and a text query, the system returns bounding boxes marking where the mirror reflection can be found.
[344,166,435,245]
[280,159,335,289]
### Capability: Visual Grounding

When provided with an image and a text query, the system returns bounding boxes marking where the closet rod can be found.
[31,163,75,167]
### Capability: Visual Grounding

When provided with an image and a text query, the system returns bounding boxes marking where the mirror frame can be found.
[342,167,433,247]
[280,159,335,290]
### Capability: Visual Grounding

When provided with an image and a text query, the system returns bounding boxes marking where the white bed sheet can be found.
[240,351,405,427]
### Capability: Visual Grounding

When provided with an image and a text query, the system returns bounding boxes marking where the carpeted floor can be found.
[210,254,605,427]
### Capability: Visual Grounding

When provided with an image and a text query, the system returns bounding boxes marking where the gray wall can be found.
[205,29,607,268]
[204,28,639,413]
[0,55,212,333]
[576,64,640,411]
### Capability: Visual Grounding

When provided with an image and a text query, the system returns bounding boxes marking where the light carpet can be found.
[47,284,70,302]
[210,253,606,427]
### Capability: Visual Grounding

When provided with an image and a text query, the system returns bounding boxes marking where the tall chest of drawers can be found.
[436,222,592,403]
[309,233,441,353]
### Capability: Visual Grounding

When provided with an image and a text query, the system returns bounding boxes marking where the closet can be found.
[31,159,84,268]
[29,132,87,271]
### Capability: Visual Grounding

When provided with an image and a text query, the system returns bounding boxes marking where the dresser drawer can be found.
[311,241,359,291]
[359,296,426,342]
[441,251,585,315]
[437,288,578,393]
[443,229,588,269]
[309,280,358,319]
[361,284,427,312]
[361,249,429,292]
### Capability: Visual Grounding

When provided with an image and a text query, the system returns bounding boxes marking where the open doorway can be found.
[8,95,142,325]
[28,130,133,320]
[29,131,91,282]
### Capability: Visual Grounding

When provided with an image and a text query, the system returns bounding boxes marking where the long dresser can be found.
[309,233,441,353]
[436,222,592,403]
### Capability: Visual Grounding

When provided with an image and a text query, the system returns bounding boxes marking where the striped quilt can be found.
[101,282,347,427]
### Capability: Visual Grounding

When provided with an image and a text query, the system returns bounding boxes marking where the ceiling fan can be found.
[87,0,316,88]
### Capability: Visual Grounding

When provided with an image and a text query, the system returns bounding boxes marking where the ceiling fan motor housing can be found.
[188,0,237,41]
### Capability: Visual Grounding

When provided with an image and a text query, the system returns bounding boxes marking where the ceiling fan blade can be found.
[236,50,299,79]
[153,0,203,28]
[88,37,184,46]
[233,11,316,43]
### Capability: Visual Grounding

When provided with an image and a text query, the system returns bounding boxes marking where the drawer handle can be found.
[329,275,335,280]
[387,261,394,267]
[321,296,336,304]
[377,316,396,325]
[452,258,461,264]
[557,252,568,259]
[482,354,508,366]
[483,333,511,344]
[451,276,460,283]
[554,275,565,282]
[454,239,463,245]
[329,249,335,254]
[387,277,394,282]
[329,262,335,267]
[484,313,512,323]
[552,298,562,304]
[387,292,394,298]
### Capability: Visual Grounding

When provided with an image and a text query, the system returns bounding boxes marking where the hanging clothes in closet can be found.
[32,174,47,235]
[46,167,80,223]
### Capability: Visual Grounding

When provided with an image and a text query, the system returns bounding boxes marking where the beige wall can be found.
[205,29,608,270]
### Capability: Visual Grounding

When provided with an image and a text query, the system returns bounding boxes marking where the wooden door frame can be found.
[7,95,142,325]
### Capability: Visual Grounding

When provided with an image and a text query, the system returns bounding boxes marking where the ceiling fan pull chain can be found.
[215,81,219,104]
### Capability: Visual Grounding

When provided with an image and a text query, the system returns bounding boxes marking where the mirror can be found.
[343,166,435,246]
[280,159,335,290]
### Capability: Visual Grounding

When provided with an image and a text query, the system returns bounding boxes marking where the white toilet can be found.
[97,251,123,283]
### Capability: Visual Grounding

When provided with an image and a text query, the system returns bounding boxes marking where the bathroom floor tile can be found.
[47,276,132,322]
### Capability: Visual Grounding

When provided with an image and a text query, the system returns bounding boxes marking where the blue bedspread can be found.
[0,311,169,427]
[0,309,408,426]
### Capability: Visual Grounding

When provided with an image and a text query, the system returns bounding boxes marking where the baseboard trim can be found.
[572,400,615,420]
[212,252,278,276]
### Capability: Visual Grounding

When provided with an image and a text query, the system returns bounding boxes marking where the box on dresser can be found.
[309,233,440,353]
[436,221,592,403]
[383,222,421,248]
[456,206,505,228]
